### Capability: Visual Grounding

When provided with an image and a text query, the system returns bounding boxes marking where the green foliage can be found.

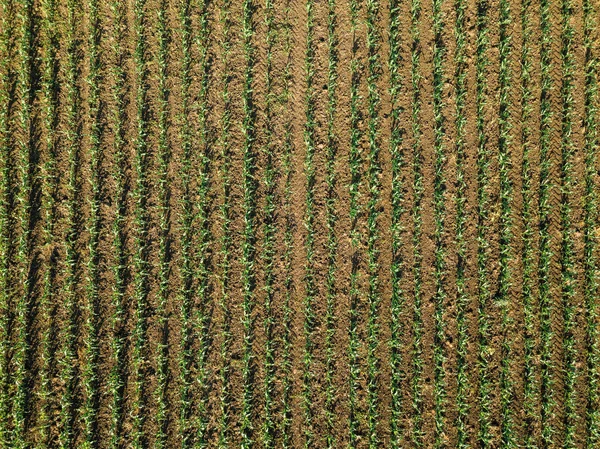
[475,0,492,444]
[82,0,103,446]
[453,0,469,443]
[583,0,600,444]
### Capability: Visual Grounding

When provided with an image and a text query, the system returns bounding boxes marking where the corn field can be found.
[0,0,600,447]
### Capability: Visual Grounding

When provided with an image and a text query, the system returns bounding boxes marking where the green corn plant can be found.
[432,0,447,443]
[519,0,536,444]
[240,0,257,445]
[410,0,424,443]
[559,0,577,443]
[13,0,38,445]
[0,0,14,444]
[154,0,171,446]
[348,0,362,444]
[82,0,103,446]
[366,0,382,446]
[388,0,406,445]
[280,3,294,446]
[131,0,151,446]
[262,0,277,445]
[498,0,515,445]
[583,0,600,444]
[538,0,554,443]
[324,0,339,446]
[302,0,317,444]
[453,0,469,444]
[37,0,60,445]
[108,1,129,447]
[37,0,60,447]
[216,0,233,445]
[59,0,83,446]
[194,0,213,444]
[475,0,492,444]
[178,0,195,445]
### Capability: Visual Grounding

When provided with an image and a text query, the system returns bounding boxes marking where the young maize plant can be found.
[59,0,83,445]
[348,0,362,443]
[519,0,537,444]
[583,0,600,444]
[82,0,103,445]
[13,0,36,445]
[559,0,577,443]
[154,1,171,446]
[431,0,447,443]
[216,0,233,445]
[453,0,469,444]
[410,0,424,442]
[108,1,129,446]
[240,0,258,445]
[538,0,554,443]
[388,0,406,444]
[262,0,277,445]
[131,0,151,445]
[303,0,317,444]
[324,0,338,445]
[280,4,294,445]
[178,0,195,445]
[194,0,213,443]
[475,0,492,444]
[37,0,61,444]
[365,0,382,446]
[0,0,13,444]
[497,0,515,445]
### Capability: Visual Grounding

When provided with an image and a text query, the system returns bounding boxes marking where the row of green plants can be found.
[519,0,536,444]
[59,0,83,446]
[388,0,406,444]
[108,0,129,446]
[14,0,36,446]
[154,0,170,446]
[194,0,213,444]
[0,0,13,443]
[324,0,338,445]
[241,0,257,444]
[538,0,554,443]
[559,0,577,443]
[475,0,492,444]
[431,0,447,443]
[82,0,103,445]
[409,0,424,442]
[302,0,317,444]
[37,0,60,444]
[262,0,277,445]
[131,0,151,445]
[280,2,294,445]
[177,0,195,444]
[583,0,600,444]
[497,0,514,445]
[453,0,469,444]
[216,0,233,445]
[365,0,382,445]
[348,0,362,443]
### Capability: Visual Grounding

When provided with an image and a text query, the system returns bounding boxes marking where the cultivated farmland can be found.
[0,0,600,447]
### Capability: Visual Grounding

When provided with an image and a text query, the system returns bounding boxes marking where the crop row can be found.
[388,0,406,444]
[216,0,233,445]
[324,0,338,445]
[583,0,600,445]
[497,0,514,445]
[302,0,317,443]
